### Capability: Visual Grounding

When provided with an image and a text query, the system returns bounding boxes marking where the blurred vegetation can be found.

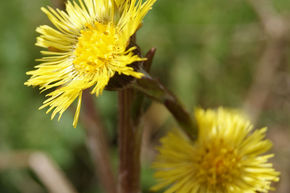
[0,0,290,193]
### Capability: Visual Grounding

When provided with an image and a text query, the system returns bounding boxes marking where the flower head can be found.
[152,108,279,193]
[25,0,156,127]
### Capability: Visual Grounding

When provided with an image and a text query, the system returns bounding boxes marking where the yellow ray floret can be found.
[25,0,157,127]
[152,108,280,193]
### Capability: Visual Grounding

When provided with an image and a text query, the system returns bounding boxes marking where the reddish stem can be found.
[118,89,142,193]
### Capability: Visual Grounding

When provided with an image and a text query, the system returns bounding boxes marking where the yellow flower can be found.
[25,0,156,127]
[152,108,279,193]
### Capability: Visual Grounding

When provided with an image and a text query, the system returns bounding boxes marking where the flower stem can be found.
[133,70,198,141]
[81,91,117,193]
[118,88,142,193]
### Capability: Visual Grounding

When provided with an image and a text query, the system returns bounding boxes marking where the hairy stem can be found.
[133,70,197,141]
[118,89,142,193]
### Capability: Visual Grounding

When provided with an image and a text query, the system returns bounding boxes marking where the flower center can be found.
[197,139,241,186]
[73,22,120,75]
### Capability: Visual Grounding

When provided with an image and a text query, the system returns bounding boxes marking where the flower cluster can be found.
[25,1,280,193]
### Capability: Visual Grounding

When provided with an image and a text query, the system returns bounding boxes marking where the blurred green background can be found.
[0,0,290,192]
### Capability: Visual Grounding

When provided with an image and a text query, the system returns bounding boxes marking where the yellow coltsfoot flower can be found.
[152,108,279,193]
[25,0,156,127]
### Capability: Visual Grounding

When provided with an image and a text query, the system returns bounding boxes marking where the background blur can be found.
[0,0,290,192]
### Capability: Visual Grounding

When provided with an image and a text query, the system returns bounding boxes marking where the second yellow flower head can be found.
[152,108,279,193]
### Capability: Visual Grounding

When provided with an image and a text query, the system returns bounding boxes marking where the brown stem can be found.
[118,89,142,193]
[244,0,290,124]
[133,70,197,141]
[81,91,117,193]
